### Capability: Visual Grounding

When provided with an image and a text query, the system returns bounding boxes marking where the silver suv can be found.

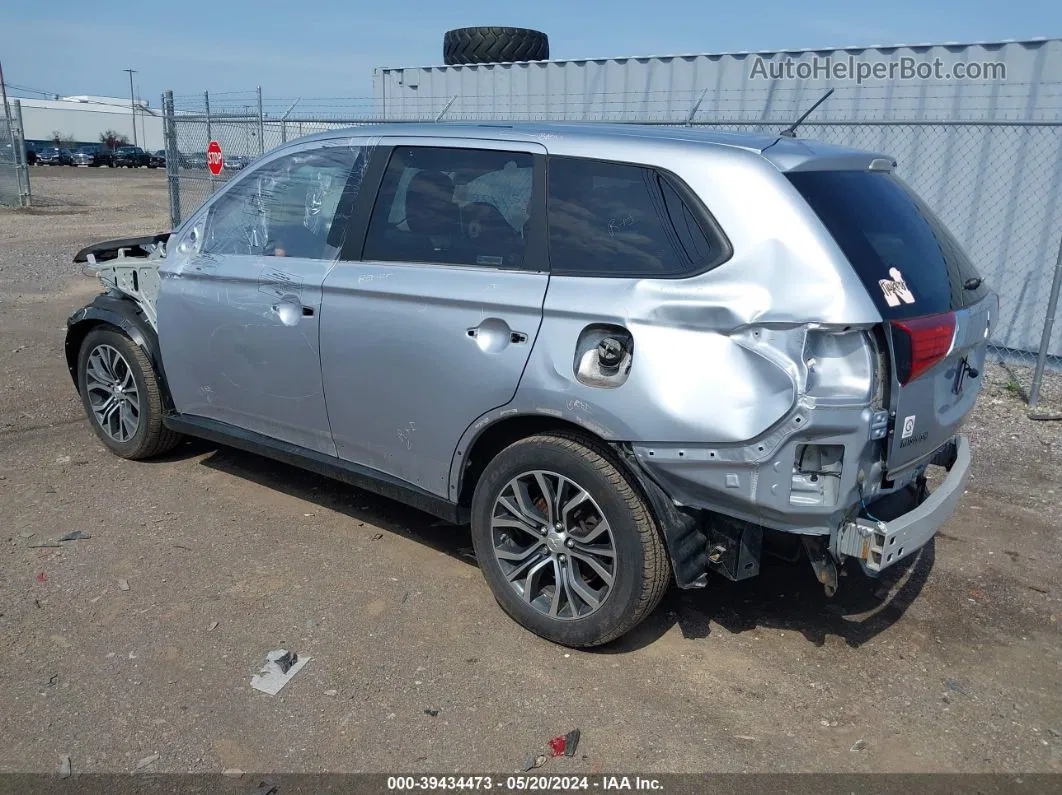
[65,123,994,647]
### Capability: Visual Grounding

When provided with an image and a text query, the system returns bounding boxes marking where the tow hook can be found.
[802,537,839,597]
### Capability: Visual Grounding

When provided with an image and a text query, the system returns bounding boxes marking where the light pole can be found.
[123,68,137,147]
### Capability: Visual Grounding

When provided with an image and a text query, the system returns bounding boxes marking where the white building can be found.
[14,95,163,151]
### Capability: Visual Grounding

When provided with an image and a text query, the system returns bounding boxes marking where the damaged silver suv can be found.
[66,123,994,647]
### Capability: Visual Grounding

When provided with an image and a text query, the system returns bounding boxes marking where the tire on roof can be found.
[443,27,549,65]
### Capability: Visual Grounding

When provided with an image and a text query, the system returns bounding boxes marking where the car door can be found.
[320,139,548,496]
[158,139,367,455]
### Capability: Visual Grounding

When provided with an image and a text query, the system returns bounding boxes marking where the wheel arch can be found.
[454,414,600,509]
[65,293,173,410]
[453,412,709,588]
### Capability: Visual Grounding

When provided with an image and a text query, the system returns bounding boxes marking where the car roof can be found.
[294,121,889,172]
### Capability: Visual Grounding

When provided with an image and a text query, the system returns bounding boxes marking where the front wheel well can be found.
[457,416,609,508]
[65,306,172,411]
[65,319,110,388]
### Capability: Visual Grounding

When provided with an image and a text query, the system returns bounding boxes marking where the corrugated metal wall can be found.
[370,40,1062,360]
[373,39,1062,122]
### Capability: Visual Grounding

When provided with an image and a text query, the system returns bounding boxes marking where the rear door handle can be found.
[465,318,528,353]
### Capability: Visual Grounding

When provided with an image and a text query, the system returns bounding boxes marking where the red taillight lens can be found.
[891,312,956,384]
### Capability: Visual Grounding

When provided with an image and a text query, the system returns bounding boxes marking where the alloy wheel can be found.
[490,470,617,620]
[84,344,140,443]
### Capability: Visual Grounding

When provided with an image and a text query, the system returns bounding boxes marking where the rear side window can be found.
[547,157,725,277]
[363,146,534,269]
[787,170,987,318]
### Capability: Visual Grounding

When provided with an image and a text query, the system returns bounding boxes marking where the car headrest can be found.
[405,171,459,236]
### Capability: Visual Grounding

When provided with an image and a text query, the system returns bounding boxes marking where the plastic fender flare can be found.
[64,292,172,409]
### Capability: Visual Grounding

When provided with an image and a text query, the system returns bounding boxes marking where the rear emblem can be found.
[879,267,916,307]
[901,414,917,439]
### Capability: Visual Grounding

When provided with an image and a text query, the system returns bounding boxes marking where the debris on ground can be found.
[223,769,245,778]
[117,579,130,591]
[250,649,310,695]
[58,755,71,779]
[208,621,219,631]
[29,542,61,548]
[135,753,160,770]
[59,530,91,542]
[850,739,868,752]
[372,533,383,541]
[424,708,440,717]
[523,754,547,771]
[36,572,47,584]
[945,678,970,696]
[548,728,581,757]
[564,729,580,757]
[324,689,338,697]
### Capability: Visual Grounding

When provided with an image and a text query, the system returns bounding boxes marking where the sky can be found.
[1,0,1059,107]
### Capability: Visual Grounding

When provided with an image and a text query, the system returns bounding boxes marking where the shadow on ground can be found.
[149,436,933,654]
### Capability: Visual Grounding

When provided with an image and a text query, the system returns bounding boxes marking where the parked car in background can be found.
[180,152,208,170]
[224,154,251,172]
[37,147,74,166]
[150,150,166,168]
[113,146,151,168]
[64,123,995,647]
[72,146,114,167]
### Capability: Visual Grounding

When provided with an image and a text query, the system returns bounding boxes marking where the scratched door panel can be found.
[319,141,548,497]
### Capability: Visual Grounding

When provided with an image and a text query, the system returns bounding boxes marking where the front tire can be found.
[470,432,671,647]
[77,327,180,459]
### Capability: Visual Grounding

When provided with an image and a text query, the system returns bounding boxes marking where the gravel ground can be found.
[0,169,1060,776]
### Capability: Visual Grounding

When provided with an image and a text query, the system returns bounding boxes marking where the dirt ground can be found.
[0,168,1060,776]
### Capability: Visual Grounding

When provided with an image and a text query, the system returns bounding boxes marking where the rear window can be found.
[787,170,987,318]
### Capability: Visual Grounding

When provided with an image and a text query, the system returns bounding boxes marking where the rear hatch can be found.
[788,169,997,473]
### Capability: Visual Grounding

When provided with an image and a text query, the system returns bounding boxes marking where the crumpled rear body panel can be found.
[451,140,888,532]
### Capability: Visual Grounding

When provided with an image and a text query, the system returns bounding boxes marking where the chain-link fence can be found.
[1,98,31,208]
[162,89,1062,405]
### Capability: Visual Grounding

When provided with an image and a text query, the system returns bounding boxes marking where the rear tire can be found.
[77,327,181,460]
[470,432,671,647]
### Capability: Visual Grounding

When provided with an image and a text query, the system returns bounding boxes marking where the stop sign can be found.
[207,140,223,175]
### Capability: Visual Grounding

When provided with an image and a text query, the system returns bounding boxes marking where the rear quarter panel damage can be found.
[451,144,885,526]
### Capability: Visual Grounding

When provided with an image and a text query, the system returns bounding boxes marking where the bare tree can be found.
[99,129,130,151]
[51,131,77,148]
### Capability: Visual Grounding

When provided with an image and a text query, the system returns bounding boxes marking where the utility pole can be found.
[123,68,138,147]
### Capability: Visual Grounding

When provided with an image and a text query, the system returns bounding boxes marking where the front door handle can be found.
[270,295,305,326]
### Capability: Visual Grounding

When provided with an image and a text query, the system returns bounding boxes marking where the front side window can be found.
[202,144,364,261]
[547,157,722,277]
[363,146,534,269]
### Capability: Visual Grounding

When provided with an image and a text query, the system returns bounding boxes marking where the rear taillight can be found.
[891,312,956,384]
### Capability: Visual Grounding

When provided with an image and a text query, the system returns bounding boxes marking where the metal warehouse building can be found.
[371,38,1062,362]
[17,95,164,151]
